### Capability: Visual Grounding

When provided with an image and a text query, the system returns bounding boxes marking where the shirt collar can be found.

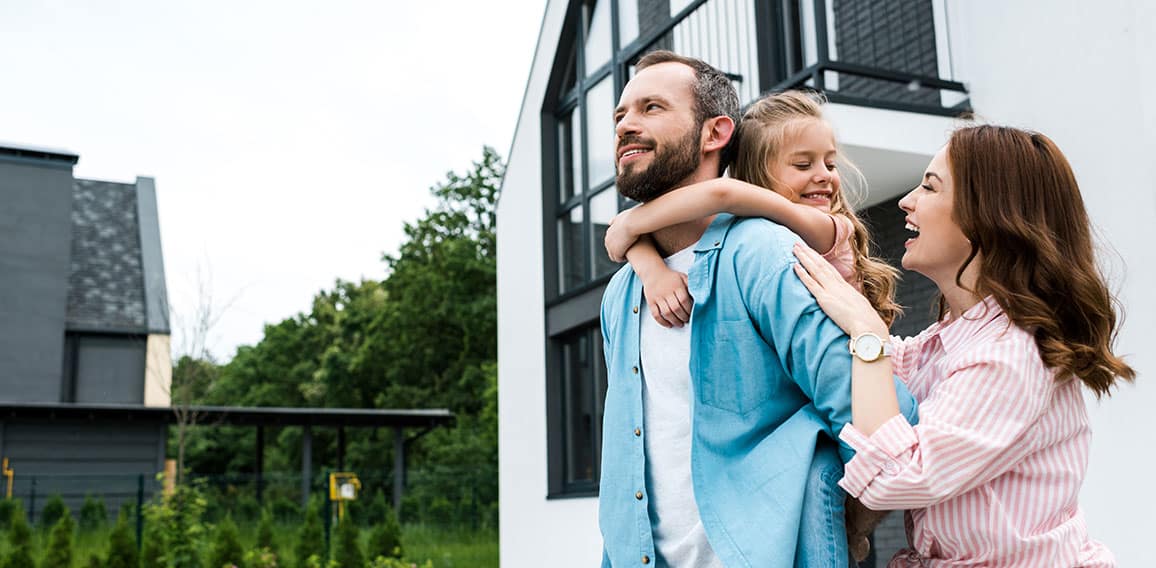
[693,213,735,253]
[933,295,1004,354]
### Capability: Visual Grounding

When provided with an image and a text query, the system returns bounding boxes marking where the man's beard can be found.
[616,126,702,203]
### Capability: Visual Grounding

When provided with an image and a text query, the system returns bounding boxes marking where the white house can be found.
[497,0,1156,565]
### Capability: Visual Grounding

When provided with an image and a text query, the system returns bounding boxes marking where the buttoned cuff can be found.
[837,414,917,498]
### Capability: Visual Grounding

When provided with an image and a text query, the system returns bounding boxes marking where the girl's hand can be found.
[642,269,693,328]
[792,243,887,337]
[605,210,639,263]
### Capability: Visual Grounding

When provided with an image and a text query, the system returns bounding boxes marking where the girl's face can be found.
[897,146,974,286]
[770,120,840,212]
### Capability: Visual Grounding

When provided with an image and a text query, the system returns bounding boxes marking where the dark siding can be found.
[0,161,74,402]
[2,419,164,519]
[833,0,940,106]
[74,335,146,404]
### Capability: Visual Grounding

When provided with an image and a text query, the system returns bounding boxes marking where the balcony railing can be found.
[619,0,969,117]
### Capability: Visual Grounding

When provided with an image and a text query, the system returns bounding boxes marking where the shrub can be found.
[79,494,109,531]
[293,500,325,568]
[4,504,35,568]
[206,516,244,568]
[243,548,279,568]
[0,499,16,531]
[235,494,260,522]
[365,502,402,561]
[105,512,138,568]
[138,522,165,568]
[37,494,68,531]
[41,512,75,568]
[256,509,275,550]
[85,554,103,568]
[331,518,362,568]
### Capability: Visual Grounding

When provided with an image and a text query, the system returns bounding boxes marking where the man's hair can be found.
[635,50,741,174]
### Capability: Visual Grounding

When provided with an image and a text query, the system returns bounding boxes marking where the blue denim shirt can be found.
[598,214,918,567]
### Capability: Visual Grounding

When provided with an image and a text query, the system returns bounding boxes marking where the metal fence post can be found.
[28,476,36,525]
[136,473,145,551]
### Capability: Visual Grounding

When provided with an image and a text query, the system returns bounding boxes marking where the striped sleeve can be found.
[837,349,1054,510]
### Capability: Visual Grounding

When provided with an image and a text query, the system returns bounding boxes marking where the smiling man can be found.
[597,51,918,567]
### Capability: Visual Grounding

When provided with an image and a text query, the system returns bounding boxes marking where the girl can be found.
[793,125,1133,566]
[604,89,900,331]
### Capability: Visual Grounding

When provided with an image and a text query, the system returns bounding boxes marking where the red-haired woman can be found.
[793,125,1134,567]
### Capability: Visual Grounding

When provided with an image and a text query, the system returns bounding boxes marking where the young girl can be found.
[604,90,900,331]
[604,89,895,560]
[793,125,1132,566]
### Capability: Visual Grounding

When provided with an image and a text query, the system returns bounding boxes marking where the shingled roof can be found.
[66,178,168,334]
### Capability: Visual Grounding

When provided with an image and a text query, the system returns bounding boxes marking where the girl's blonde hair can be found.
[731,90,902,326]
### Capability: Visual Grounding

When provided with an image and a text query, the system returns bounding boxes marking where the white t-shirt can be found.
[640,246,724,568]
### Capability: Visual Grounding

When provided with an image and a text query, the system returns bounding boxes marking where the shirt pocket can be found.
[698,320,779,414]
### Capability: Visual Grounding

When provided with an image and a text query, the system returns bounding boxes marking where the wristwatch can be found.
[848,332,893,363]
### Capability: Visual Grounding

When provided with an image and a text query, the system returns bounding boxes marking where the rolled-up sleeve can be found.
[838,415,918,498]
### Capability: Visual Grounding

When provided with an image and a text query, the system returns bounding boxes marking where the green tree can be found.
[331,517,362,568]
[138,522,165,568]
[79,494,108,531]
[4,505,35,568]
[294,500,325,568]
[206,516,244,568]
[256,509,275,550]
[105,512,138,568]
[38,494,68,531]
[41,513,75,568]
[0,499,15,531]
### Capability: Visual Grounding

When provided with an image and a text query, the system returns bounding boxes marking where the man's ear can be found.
[701,116,736,154]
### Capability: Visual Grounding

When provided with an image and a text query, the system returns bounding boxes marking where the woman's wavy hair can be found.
[945,125,1135,396]
[731,90,902,325]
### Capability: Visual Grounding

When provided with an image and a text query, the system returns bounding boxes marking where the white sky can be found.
[0,1,545,361]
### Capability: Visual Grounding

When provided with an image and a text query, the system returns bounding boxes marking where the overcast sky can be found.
[0,1,545,360]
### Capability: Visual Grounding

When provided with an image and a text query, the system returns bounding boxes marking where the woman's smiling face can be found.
[897,146,974,287]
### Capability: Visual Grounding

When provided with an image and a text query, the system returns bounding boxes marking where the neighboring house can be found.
[0,143,171,515]
[497,0,1154,566]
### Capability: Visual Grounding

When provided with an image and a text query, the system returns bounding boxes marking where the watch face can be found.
[857,334,882,360]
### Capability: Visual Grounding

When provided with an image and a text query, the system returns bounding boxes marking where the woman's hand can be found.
[605,209,640,263]
[792,243,887,337]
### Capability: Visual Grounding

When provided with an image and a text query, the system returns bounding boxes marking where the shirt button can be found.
[634,427,641,437]
[635,490,643,500]
[882,461,899,476]
[642,555,651,564]
[632,366,639,374]
[632,305,639,314]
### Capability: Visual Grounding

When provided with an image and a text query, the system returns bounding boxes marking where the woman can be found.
[792,125,1134,566]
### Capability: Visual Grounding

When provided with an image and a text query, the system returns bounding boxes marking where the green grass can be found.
[0,521,497,568]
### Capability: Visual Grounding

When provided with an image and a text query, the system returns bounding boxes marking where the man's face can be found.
[613,62,703,202]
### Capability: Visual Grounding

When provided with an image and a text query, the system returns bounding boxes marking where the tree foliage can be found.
[40,513,75,568]
[178,147,503,525]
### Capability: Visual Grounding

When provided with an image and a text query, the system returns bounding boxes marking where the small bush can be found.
[256,509,275,550]
[365,502,402,561]
[41,512,75,568]
[138,522,165,568]
[235,494,260,522]
[206,516,244,568]
[243,548,279,568]
[0,499,16,531]
[79,494,109,531]
[85,554,103,568]
[38,494,68,531]
[105,512,138,568]
[331,517,363,568]
[294,500,325,568]
[4,504,35,568]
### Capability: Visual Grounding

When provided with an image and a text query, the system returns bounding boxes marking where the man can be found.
[597,51,918,567]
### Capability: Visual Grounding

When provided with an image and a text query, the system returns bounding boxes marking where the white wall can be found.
[497,1,604,566]
[946,1,1156,564]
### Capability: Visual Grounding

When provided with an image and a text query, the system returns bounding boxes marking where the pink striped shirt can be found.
[839,297,1115,567]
